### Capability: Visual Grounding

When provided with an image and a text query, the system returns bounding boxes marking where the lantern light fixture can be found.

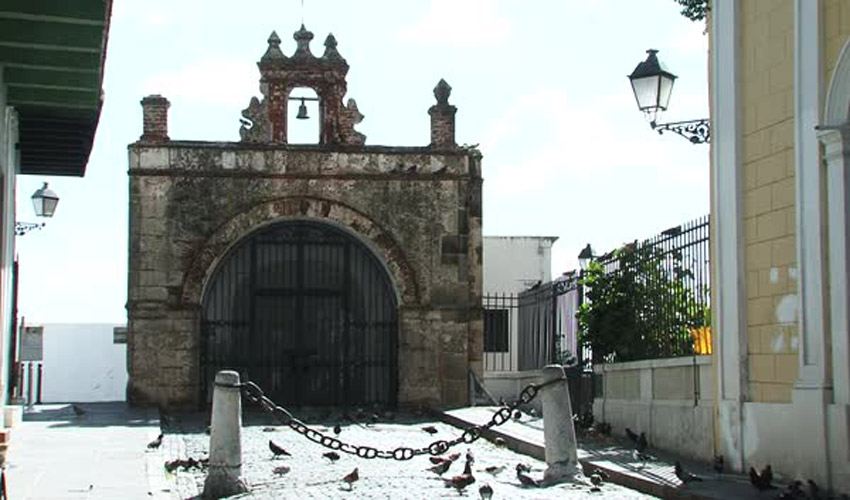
[628,49,710,144]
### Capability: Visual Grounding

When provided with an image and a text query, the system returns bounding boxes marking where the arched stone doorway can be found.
[200,220,398,407]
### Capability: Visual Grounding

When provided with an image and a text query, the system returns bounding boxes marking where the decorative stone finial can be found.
[292,24,315,58]
[322,33,345,63]
[261,31,287,62]
[434,79,452,106]
[429,79,457,149]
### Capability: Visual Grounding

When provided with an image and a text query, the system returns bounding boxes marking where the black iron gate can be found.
[201,221,398,407]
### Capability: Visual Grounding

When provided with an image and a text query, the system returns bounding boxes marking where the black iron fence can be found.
[482,273,582,373]
[586,214,711,362]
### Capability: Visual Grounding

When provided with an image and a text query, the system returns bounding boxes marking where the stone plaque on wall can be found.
[20,326,43,361]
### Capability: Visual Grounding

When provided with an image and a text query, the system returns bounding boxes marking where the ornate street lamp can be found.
[16,183,59,236]
[628,49,710,144]
[31,182,59,218]
[578,244,595,271]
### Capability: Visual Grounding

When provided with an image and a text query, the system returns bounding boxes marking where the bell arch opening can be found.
[200,220,398,407]
[287,87,320,144]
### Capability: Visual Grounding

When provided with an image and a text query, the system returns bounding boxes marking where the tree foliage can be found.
[576,242,708,364]
[674,0,710,22]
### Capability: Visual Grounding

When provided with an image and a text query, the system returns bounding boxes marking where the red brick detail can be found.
[140,95,170,143]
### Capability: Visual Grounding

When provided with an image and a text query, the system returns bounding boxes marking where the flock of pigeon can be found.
[624,425,847,499]
[139,403,848,499]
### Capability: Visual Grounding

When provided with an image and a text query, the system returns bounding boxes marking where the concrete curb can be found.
[438,410,706,500]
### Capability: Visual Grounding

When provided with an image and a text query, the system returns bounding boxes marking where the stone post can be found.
[140,94,170,143]
[429,79,457,149]
[540,364,581,485]
[203,371,248,498]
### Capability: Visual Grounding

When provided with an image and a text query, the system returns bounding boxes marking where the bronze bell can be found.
[296,98,309,120]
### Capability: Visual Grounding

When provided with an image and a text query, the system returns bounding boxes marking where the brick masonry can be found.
[740,0,798,403]
[127,25,482,409]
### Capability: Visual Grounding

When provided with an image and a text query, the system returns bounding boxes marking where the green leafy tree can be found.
[674,0,710,22]
[576,242,708,364]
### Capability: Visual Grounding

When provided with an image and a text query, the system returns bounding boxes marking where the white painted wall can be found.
[482,236,558,375]
[0,74,18,425]
[593,356,715,462]
[483,236,557,294]
[39,323,127,402]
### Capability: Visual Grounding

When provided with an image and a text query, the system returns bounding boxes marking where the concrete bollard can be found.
[540,364,581,485]
[203,371,248,499]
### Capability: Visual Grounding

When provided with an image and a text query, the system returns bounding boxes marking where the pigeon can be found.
[421,425,438,434]
[515,463,531,474]
[493,437,506,448]
[478,483,493,500]
[430,452,461,465]
[713,455,724,474]
[593,469,609,481]
[428,460,453,475]
[333,424,342,435]
[775,480,803,500]
[636,432,648,453]
[466,448,475,466]
[323,451,340,463]
[484,465,505,475]
[444,466,476,493]
[807,479,822,500]
[674,461,703,483]
[342,467,359,490]
[749,465,775,490]
[516,469,539,487]
[72,404,86,417]
[147,433,164,450]
[355,408,367,421]
[272,465,290,476]
[512,410,522,421]
[269,440,291,457]
[589,472,604,487]
[625,428,639,444]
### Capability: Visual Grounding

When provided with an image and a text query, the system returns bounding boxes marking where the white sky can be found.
[15,0,709,324]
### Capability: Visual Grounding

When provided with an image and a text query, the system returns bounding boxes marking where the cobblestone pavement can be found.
[166,414,657,499]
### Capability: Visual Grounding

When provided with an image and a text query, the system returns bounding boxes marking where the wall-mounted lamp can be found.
[628,49,710,144]
[16,182,59,236]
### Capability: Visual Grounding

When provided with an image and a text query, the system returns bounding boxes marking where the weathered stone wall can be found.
[127,142,483,409]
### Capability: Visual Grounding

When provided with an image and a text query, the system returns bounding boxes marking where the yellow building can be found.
[711,0,849,492]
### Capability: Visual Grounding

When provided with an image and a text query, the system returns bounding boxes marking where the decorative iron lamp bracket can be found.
[15,222,45,236]
[650,118,711,144]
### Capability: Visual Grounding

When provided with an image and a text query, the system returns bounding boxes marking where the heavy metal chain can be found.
[233,376,565,461]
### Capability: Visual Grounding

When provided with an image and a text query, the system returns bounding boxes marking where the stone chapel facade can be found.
[126,25,483,409]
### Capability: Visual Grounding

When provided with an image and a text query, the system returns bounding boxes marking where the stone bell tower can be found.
[240,25,364,145]
[128,24,483,410]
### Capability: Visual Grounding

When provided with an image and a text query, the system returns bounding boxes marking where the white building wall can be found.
[0,70,17,423]
[482,236,557,381]
[483,236,557,294]
[39,324,127,403]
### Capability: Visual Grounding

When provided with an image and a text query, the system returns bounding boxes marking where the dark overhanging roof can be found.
[1,0,112,176]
